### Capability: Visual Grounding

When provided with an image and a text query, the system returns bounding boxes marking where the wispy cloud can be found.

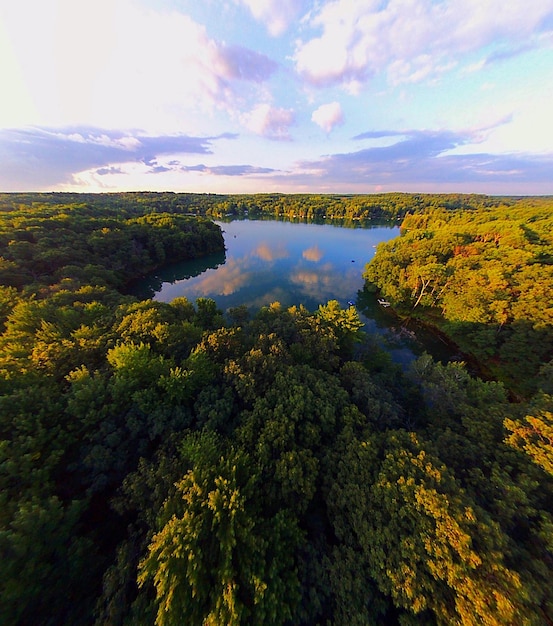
[0,126,234,189]
[242,104,295,140]
[97,166,125,176]
[294,0,553,88]
[214,44,279,83]
[234,0,309,36]
[180,164,278,176]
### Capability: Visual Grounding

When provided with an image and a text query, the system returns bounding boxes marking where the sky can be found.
[1,0,553,195]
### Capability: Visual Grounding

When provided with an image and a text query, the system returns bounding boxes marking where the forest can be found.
[363,196,553,398]
[1,192,552,625]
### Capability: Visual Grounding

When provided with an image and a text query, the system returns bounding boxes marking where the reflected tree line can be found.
[0,192,552,625]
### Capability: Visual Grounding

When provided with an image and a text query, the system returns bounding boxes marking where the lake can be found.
[133,218,459,366]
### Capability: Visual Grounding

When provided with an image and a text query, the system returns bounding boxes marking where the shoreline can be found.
[378,302,523,401]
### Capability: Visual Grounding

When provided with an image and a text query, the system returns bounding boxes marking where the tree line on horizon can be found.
[0,189,520,223]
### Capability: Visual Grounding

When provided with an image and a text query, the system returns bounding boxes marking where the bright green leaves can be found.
[115,301,172,346]
[138,433,301,626]
[317,299,364,353]
[317,299,363,333]
[108,342,169,384]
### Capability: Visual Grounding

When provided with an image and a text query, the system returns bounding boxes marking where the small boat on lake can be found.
[378,299,391,307]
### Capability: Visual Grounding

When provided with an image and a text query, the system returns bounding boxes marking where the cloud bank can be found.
[0,1,281,131]
[1,0,552,194]
[287,129,553,188]
[0,127,234,189]
[294,0,553,88]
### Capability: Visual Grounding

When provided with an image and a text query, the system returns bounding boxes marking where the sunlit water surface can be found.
[132,219,458,366]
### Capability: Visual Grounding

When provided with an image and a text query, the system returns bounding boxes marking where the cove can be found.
[133,218,459,367]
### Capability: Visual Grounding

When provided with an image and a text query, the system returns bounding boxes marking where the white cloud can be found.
[294,0,553,88]
[311,102,344,133]
[0,0,277,133]
[243,103,295,140]
[234,0,307,36]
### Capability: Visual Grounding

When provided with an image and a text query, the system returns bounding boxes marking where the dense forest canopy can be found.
[0,189,511,222]
[362,196,553,397]
[1,192,552,625]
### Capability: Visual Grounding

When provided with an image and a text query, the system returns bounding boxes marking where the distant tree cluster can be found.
[0,194,224,296]
[1,190,506,226]
[198,191,505,222]
[1,193,552,625]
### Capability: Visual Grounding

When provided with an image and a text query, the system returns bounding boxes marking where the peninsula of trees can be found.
[0,192,552,625]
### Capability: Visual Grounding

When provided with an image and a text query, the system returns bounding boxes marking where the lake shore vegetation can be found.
[362,195,553,398]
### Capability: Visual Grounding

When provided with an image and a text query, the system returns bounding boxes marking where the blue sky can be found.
[1,0,553,194]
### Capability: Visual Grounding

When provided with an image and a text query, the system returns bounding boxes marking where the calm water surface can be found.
[135,219,458,366]
[153,219,396,310]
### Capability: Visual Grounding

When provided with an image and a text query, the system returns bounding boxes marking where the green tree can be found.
[0,496,97,626]
[328,430,536,625]
[317,299,364,354]
[137,433,301,626]
[504,409,553,477]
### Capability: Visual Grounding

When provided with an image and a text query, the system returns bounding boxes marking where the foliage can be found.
[363,197,553,396]
[505,407,553,477]
[0,192,552,625]
[138,433,302,626]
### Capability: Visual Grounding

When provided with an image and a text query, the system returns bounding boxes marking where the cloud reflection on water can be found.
[290,262,359,301]
[152,220,400,312]
[190,258,254,297]
[253,242,289,262]
[302,245,324,262]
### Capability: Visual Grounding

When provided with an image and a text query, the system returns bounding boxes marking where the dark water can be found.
[133,218,459,367]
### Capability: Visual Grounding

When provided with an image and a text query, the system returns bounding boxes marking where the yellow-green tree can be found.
[328,430,537,625]
[138,433,301,626]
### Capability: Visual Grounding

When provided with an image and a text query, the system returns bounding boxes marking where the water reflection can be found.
[356,289,461,367]
[253,242,289,262]
[302,245,324,262]
[147,219,392,312]
[129,250,226,300]
[132,218,460,366]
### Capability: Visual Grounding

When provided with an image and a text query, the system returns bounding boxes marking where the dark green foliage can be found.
[0,496,99,626]
[0,194,225,295]
[1,192,552,625]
